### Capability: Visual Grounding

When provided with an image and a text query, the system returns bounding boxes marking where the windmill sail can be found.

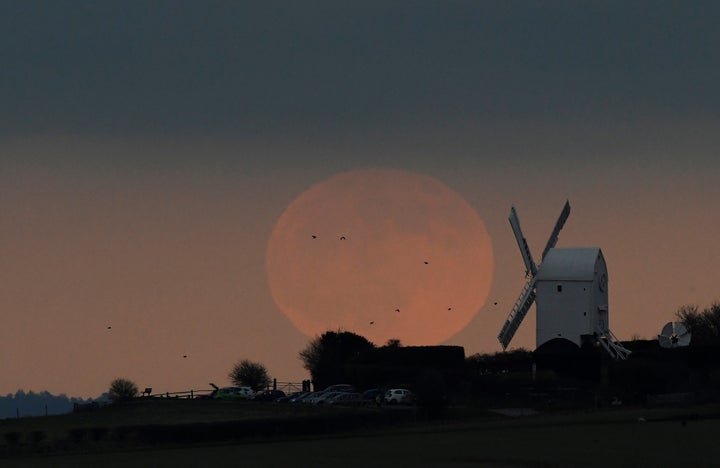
[541,200,571,261]
[509,206,537,276]
[498,277,537,350]
[499,201,570,351]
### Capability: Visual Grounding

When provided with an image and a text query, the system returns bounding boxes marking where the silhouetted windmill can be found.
[498,201,630,359]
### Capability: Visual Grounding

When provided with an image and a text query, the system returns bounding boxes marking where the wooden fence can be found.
[144,381,308,399]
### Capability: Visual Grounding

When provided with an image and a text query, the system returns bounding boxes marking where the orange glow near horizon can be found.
[266,168,494,345]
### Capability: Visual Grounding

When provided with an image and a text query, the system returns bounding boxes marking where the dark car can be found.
[288,392,313,403]
[253,389,286,402]
[361,388,385,405]
[276,391,306,403]
[323,384,355,393]
[327,392,362,406]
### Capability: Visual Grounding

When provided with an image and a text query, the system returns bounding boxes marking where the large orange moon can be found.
[266,168,493,345]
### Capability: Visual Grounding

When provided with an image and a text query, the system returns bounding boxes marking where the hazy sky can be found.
[1,1,719,398]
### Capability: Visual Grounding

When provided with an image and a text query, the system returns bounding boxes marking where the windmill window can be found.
[556,285,562,293]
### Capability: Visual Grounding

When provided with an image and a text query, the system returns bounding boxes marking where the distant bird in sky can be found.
[448,307,452,311]
[107,326,112,330]
[395,308,400,312]
[183,355,187,358]
[311,235,317,239]
[424,261,429,265]
[369,321,374,325]
[340,236,346,240]
[494,302,498,306]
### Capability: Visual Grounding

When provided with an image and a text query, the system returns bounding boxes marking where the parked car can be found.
[383,388,414,404]
[361,388,384,405]
[313,391,344,405]
[303,391,327,404]
[276,391,306,403]
[288,392,313,404]
[213,386,255,400]
[323,384,355,393]
[326,392,362,406]
[253,389,286,402]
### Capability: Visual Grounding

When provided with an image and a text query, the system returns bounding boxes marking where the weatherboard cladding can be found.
[535,248,602,281]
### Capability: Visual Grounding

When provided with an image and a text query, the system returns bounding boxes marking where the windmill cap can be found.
[536,248,604,281]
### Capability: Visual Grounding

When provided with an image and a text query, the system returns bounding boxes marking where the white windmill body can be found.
[498,201,630,359]
[535,248,608,348]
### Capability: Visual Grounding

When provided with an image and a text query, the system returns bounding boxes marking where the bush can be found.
[4,431,21,446]
[229,359,271,391]
[30,431,46,445]
[108,378,139,403]
[414,369,449,418]
[68,428,88,444]
[90,427,109,442]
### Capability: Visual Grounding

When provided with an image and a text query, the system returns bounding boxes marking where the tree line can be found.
[105,300,720,405]
[0,390,91,419]
[675,302,720,346]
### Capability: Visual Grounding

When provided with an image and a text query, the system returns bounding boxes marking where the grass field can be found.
[2,400,720,467]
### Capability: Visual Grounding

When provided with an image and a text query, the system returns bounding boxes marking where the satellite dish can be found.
[658,322,692,348]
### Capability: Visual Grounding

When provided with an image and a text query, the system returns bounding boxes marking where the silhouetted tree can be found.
[676,304,701,333]
[108,378,138,403]
[384,338,402,348]
[676,302,720,346]
[299,330,376,389]
[229,359,271,391]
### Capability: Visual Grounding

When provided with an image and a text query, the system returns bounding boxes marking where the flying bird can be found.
[311,235,317,239]
[424,261,429,265]
[107,326,112,330]
[394,308,400,312]
[340,236,346,240]
[183,355,187,359]
[369,321,374,325]
[448,307,452,311]
[494,302,498,306]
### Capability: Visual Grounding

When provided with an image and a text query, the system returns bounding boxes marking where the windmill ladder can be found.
[596,327,631,360]
[498,276,537,350]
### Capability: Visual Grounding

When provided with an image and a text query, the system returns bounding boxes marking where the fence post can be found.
[273,378,277,390]
[190,390,193,399]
